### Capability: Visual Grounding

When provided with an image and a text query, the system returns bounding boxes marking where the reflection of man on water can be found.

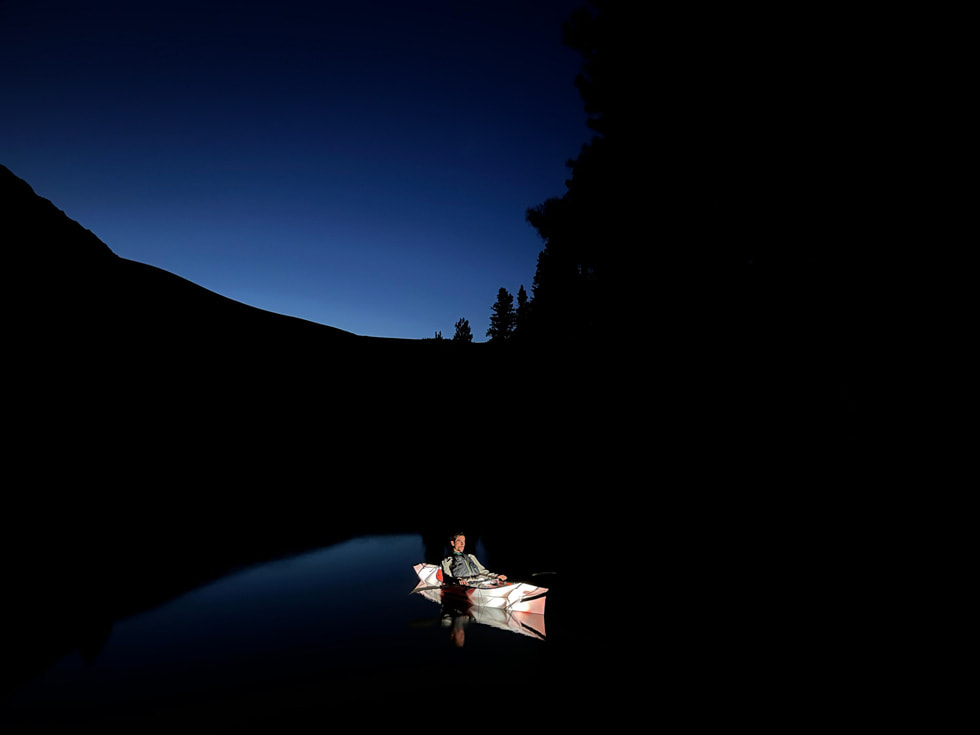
[442,599,472,647]
[441,532,507,586]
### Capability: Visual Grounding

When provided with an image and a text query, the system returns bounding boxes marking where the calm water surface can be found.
[2,534,590,726]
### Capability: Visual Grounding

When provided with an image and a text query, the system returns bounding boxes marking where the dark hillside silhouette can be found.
[4,163,596,528]
[4,161,626,702]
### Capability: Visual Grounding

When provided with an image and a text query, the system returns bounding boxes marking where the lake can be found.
[1,531,618,728]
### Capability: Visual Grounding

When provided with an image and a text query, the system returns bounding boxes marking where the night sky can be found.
[1,0,590,340]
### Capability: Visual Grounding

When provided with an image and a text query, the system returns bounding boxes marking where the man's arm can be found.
[441,558,455,583]
[468,555,507,582]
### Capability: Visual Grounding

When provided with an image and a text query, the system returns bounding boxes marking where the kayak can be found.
[411,562,548,615]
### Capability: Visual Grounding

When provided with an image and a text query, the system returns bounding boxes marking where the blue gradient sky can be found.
[1,1,590,340]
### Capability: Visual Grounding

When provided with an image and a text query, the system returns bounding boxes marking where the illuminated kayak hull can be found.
[412,563,548,615]
[413,586,547,640]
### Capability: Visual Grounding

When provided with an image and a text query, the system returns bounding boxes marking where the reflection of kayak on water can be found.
[411,563,548,616]
[413,586,547,641]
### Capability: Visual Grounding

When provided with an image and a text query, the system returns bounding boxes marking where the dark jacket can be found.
[441,552,490,582]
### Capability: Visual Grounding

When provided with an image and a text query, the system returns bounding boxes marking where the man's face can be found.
[451,535,466,553]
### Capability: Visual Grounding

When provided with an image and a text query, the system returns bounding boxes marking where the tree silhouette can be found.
[519,2,831,343]
[521,2,636,343]
[452,318,473,343]
[514,285,530,340]
[486,288,516,342]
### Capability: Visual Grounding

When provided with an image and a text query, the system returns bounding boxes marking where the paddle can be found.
[411,571,555,594]
[410,580,506,594]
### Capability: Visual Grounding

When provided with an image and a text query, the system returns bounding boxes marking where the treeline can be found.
[430,284,528,343]
[468,2,639,345]
[445,1,877,345]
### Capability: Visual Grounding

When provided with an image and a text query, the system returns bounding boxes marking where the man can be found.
[441,532,508,586]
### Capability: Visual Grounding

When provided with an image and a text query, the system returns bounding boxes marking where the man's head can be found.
[449,532,466,553]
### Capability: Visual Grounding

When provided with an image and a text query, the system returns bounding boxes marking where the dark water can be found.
[1,532,619,728]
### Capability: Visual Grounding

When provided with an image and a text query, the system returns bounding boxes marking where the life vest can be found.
[444,552,485,579]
